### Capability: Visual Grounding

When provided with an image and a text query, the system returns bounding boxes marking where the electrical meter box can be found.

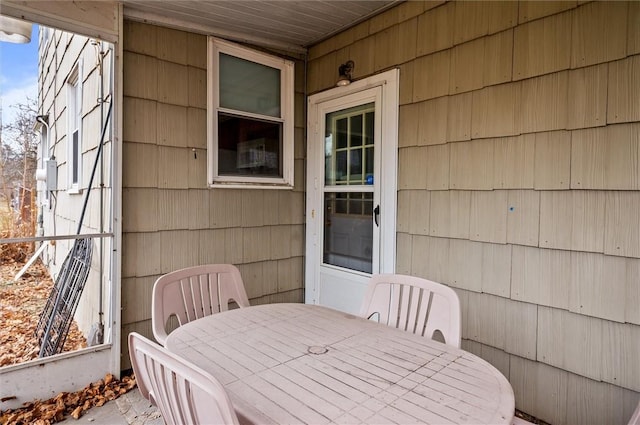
[45,159,57,191]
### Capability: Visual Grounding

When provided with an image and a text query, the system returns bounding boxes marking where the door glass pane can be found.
[325,103,375,186]
[335,151,347,182]
[336,118,347,149]
[323,192,373,273]
[365,146,374,180]
[219,53,281,117]
[335,192,347,214]
[365,111,374,146]
[349,149,362,179]
[323,102,376,273]
[350,115,362,147]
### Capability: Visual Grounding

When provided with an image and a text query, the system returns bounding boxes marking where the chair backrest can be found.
[359,274,462,348]
[128,332,239,425]
[152,264,249,345]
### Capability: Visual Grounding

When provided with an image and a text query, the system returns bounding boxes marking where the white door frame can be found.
[305,68,399,309]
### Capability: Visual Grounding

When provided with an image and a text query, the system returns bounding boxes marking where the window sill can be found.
[209,181,293,190]
[68,188,83,195]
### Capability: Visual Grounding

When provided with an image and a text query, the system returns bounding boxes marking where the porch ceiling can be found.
[122,0,399,54]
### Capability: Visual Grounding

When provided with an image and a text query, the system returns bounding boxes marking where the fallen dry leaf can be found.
[70,406,82,420]
[0,373,137,424]
[0,258,87,367]
[1,253,137,424]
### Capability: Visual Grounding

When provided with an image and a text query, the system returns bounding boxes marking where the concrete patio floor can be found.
[57,388,161,425]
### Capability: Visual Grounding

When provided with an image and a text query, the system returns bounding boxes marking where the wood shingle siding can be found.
[308,1,640,422]
[418,97,449,145]
[446,92,473,141]
[121,21,306,369]
[513,12,572,81]
[533,130,571,189]
[123,98,157,144]
[520,71,568,133]
[571,2,628,68]
[493,135,536,189]
[607,56,640,124]
[509,355,569,425]
[567,63,608,129]
[481,243,512,298]
[469,190,508,243]
[506,189,540,246]
[449,139,495,189]
[604,191,640,258]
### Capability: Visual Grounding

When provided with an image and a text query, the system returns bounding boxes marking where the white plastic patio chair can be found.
[152,264,249,345]
[128,332,240,425]
[359,274,462,348]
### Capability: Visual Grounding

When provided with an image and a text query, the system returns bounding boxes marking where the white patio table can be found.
[165,303,515,425]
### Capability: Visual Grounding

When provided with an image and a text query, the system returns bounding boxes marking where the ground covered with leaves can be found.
[1,247,138,424]
[0,373,137,424]
[0,258,86,367]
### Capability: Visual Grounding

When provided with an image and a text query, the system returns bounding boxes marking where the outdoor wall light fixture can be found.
[336,60,355,86]
[0,15,32,44]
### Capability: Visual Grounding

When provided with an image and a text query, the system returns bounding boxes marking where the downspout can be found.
[304,51,308,155]
[35,114,49,236]
[303,50,308,301]
[104,40,116,345]
[51,32,59,264]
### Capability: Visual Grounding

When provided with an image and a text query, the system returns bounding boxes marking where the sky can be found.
[0,23,39,127]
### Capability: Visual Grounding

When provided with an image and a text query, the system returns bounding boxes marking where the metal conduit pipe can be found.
[88,38,109,345]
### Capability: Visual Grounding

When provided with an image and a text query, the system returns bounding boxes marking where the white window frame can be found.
[207,37,294,189]
[66,59,82,193]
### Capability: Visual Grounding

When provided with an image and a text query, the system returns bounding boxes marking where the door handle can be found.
[373,205,380,227]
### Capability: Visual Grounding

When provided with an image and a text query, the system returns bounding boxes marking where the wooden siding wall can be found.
[38,28,114,336]
[120,21,306,368]
[308,1,640,424]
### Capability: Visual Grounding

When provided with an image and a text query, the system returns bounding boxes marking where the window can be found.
[66,60,82,193]
[208,38,294,188]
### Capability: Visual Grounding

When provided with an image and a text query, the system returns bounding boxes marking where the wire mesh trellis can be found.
[35,238,93,357]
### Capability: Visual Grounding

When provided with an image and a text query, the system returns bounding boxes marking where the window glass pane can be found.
[219,53,281,117]
[68,84,77,125]
[72,131,79,184]
[350,115,362,147]
[218,112,282,177]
